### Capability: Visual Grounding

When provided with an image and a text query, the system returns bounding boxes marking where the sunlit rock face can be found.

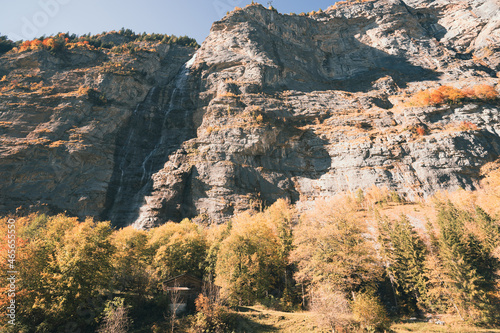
[1,0,499,227]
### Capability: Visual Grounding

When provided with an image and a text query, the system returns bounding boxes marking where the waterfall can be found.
[104,54,197,227]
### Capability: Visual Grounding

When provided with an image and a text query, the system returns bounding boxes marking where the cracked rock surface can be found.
[0,0,499,227]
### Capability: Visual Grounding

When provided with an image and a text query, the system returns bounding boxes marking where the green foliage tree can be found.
[378,216,428,314]
[98,297,132,333]
[434,202,499,324]
[474,206,500,253]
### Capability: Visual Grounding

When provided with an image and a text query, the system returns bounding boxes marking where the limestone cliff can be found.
[1,0,499,227]
[0,39,196,221]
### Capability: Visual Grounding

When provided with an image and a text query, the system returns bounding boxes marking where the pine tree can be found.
[435,202,499,324]
[378,216,428,314]
[474,206,500,252]
[0,35,14,54]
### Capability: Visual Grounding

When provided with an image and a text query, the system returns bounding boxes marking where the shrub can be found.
[411,85,464,106]
[87,88,108,106]
[416,126,426,136]
[352,293,391,332]
[411,84,498,106]
[311,286,354,332]
[459,121,479,131]
[17,36,66,54]
[473,84,498,100]
[192,294,235,333]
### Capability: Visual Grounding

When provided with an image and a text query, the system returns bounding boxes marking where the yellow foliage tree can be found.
[111,226,154,296]
[149,219,207,281]
[290,197,382,296]
[215,200,292,306]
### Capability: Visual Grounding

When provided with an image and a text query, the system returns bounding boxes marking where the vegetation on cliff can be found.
[0,28,198,56]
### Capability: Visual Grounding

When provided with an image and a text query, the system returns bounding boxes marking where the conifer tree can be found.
[435,202,499,323]
[378,216,428,314]
[474,206,500,253]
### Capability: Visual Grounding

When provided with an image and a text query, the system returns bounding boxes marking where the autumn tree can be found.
[215,202,289,306]
[291,197,383,304]
[149,219,207,281]
[310,285,354,332]
[111,226,154,302]
[0,214,115,331]
[204,222,232,280]
[46,218,115,328]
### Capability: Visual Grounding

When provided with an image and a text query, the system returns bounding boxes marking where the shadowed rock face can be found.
[0,0,499,227]
[101,56,200,228]
[0,44,196,221]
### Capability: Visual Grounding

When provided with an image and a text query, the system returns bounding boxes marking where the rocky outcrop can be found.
[0,42,196,220]
[0,0,499,227]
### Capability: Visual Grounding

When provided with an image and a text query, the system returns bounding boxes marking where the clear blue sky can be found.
[0,0,339,44]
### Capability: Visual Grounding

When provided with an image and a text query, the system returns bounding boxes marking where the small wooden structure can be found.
[162,274,203,314]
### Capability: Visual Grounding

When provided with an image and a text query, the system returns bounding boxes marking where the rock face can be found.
[1,0,499,227]
[0,41,196,221]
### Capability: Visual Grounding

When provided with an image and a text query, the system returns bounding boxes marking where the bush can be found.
[411,85,464,106]
[192,294,235,333]
[311,286,354,332]
[352,293,391,332]
[458,121,479,131]
[415,126,426,136]
[473,84,498,100]
[87,88,108,106]
[410,84,498,107]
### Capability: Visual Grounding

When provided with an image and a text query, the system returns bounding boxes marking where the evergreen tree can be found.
[474,206,500,252]
[435,202,499,324]
[378,216,428,314]
[0,35,14,55]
